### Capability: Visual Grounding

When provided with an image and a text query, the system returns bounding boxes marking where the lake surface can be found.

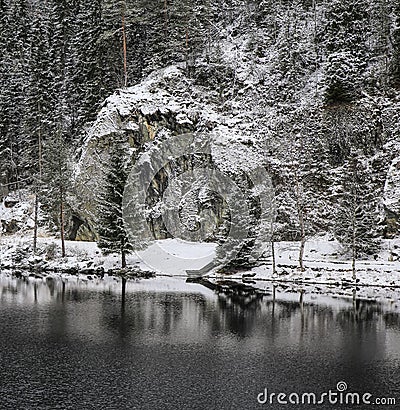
[0,275,399,409]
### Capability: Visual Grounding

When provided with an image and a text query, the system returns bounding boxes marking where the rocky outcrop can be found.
[0,191,34,234]
[73,65,264,241]
[384,156,400,237]
[73,66,200,238]
[384,157,400,215]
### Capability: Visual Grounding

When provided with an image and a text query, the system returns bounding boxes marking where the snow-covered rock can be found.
[0,191,35,234]
[384,156,400,217]
[74,64,267,241]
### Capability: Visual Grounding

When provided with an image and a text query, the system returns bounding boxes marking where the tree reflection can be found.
[1,276,400,359]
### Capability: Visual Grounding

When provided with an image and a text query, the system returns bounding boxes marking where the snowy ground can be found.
[0,234,216,276]
[2,232,400,305]
[203,238,400,306]
[207,238,400,288]
[1,232,400,280]
[1,189,400,300]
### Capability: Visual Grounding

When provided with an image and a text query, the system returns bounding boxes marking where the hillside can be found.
[1,0,400,271]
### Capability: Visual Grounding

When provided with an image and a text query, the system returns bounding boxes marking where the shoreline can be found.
[2,270,400,315]
[0,263,155,280]
[2,235,400,295]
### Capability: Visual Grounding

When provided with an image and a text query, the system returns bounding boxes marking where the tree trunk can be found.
[352,212,356,282]
[295,171,306,272]
[33,193,39,254]
[352,247,356,282]
[121,249,126,269]
[33,104,42,254]
[185,26,189,75]
[60,194,66,258]
[164,0,168,35]
[10,140,19,192]
[271,239,276,274]
[121,13,128,87]
[299,236,306,272]
[298,192,306,271]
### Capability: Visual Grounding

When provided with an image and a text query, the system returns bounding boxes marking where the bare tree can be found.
[41,129,71,258]
[334,152,381,281]
[33,102,42,254]
[121,6,128,87]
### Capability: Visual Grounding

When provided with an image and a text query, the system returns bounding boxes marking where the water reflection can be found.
[1,275,400,409]
[1,275,399,347]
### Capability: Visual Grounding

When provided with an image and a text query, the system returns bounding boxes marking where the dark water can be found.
[0,276,399,410]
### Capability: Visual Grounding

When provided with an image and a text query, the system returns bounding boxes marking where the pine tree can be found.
[0,0,10,195]
[100,0,129,89]
[22,6,52,182]
[1,0,31,190]
[214,166,274,271]
[48,0,76,143]
[334,151,381,280]
[97,142,131,268]
[367,0,391,91]
[275,107,332,270]
[271,0,317,101]
[41,129,72,258]
[321,0,369,104]
[391,2,400,86]
[72,0,104,125]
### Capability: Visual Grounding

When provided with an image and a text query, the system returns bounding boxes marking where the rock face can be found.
[74,66,197,239]
[384,156,400,236]
[73,63,400,245]
[74,65,265,241]
[384,157,400,214]
[0,191,34,234]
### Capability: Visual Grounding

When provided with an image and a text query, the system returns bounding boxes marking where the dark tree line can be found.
[2,0,400,189]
